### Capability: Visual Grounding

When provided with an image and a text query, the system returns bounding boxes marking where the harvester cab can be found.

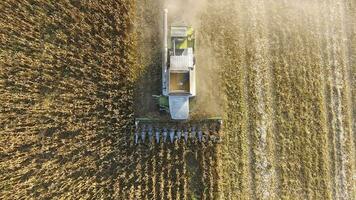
[134,9,222,144]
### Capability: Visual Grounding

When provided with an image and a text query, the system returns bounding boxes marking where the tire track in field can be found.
[264,1,283,196]
[319,1,338,198]
[344,0,356,175]
[245,0,277,199]
[324,1,353,199]
[338,0,356,195]
[346,0,356,186]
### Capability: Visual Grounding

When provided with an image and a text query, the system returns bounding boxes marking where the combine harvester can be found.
[135,9,222,144]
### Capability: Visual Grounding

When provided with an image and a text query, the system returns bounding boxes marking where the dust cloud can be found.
[164,0,207,28]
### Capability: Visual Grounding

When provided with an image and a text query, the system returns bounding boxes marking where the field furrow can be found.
[244,0,279,199]
[346,0,356,181]
[322,1,354,199]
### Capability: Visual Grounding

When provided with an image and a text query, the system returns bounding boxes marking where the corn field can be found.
[0,0,355,199]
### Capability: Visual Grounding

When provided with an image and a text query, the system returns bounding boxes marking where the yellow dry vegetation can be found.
[0,0,135,199]
[1,0,355,199]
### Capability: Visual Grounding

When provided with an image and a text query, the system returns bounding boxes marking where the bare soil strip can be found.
[244,0,279,199]
[346,0,356,187]
[324,1,354,199]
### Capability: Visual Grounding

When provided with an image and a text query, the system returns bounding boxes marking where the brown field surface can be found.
[1,0,355,199]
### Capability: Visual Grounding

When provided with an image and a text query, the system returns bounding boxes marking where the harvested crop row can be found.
[320,0,355,199]
[346,0,356,175]
[200,1,252,198]
[266,1,331,198]
[200,0,355,199]
[244,0,278,198]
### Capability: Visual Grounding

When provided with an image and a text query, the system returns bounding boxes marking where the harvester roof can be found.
[170,48,194,71]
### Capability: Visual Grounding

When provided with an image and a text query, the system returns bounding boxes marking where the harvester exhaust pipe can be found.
[162,9,168,96]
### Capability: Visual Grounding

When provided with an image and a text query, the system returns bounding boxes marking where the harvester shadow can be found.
[133,49,162,118]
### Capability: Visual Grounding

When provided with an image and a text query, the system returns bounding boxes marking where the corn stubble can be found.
[1,0,355,199]
[202,0,355,199]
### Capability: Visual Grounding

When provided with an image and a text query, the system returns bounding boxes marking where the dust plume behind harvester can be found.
[134,9,222,144]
